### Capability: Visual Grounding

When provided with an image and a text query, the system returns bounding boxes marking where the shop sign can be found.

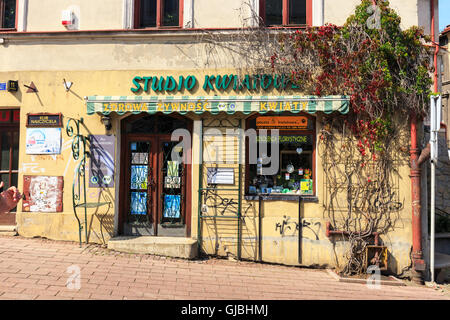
[256,135,312,144]
[256,116,309,130]
[102,101,210,113]
[89,135,115,188]
[258,101,310,112]
[0,83,6,91]
[131,74,300,93]
[26,113,63,127]
[100,100,311,114]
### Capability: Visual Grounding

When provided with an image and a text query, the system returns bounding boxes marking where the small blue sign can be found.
[0,83,6,91]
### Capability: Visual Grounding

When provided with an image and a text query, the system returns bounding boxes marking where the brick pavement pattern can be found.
[0,235,448,300]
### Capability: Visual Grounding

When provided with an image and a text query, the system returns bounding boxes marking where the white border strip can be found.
[313,0,324,27]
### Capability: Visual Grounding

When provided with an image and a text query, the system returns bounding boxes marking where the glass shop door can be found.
[123,135,187,237]
[124,137,157,236]
[156,138,186,237]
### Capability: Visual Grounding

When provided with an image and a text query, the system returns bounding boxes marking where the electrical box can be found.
[61,10,74,27]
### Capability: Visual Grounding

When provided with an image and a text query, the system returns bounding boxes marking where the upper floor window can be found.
[135,0,182,28]
[0,0,16,29]
[260,0,311,26]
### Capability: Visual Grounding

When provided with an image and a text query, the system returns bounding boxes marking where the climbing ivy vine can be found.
[200,0,433,275]
[270,0,433,275]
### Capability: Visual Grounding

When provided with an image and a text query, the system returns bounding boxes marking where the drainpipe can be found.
[429,0,440,284]
[409,0,439,284]
[410,112,425,283]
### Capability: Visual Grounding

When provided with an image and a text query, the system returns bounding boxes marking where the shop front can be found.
[11,70,413,271]
[86,91,352,266]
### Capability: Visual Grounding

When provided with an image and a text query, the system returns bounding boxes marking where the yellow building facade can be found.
[0,0,440,276]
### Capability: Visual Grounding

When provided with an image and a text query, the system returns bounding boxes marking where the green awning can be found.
[86,95,350,115]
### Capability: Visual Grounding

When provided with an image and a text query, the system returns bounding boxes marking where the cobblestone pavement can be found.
[0,235,448,300]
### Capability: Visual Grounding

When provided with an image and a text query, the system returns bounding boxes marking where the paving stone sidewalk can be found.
[0,235,448,300]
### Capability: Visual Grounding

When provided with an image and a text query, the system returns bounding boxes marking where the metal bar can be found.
[200,215,241,219]
[258,195,262,262]
[431,142,436,283]
[87,97,351,103]
[202,133,242,136]
[67,118,82,247]
[197,119,203,256]
[298,196,302,264]
[199,188,240,191]
[436,207,450,216]
[83,151,88,244]
[8,131,12,187]
[237,119,242,260]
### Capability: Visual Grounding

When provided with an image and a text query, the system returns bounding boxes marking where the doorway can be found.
[0,109,19,225]
[119,113,192,237]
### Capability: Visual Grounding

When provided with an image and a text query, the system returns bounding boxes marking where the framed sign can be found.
[7,81,18,92]
[26,113,63,127]
[26,128,62,154]
[256,116,309,130]
[89,135,115,188]
[207,167,235,185]
[22,176,64,212]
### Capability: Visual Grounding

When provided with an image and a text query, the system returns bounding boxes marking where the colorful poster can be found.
[22,176,63,212]
[131,165,148,190]
[164,176,181,189]
[163,194,181,218]
[25,128,61,154]
[167,161,179,177]
[206,167,234,185]
[131,152,148,164]
[300,179,313,195]
[89,135,115,188]
[130,192,147,215]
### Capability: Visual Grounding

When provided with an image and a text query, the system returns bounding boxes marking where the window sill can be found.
[244,194,318,202]
[134,26,182,30]
[265,25,308,29]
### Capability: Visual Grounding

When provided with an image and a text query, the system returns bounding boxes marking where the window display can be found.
[247,114,314,195]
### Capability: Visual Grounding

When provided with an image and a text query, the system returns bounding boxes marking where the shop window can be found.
[135,0,182,28]
[0,0,16,29]
[246,114,315,196]
[260,0,311,26]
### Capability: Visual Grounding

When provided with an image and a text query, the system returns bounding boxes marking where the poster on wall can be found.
[26,128,62,154]
[164,176,181,189]
[207,167,234,185]
[89,135,115,188]
[22,176,63,212]
[163,194,181,218]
